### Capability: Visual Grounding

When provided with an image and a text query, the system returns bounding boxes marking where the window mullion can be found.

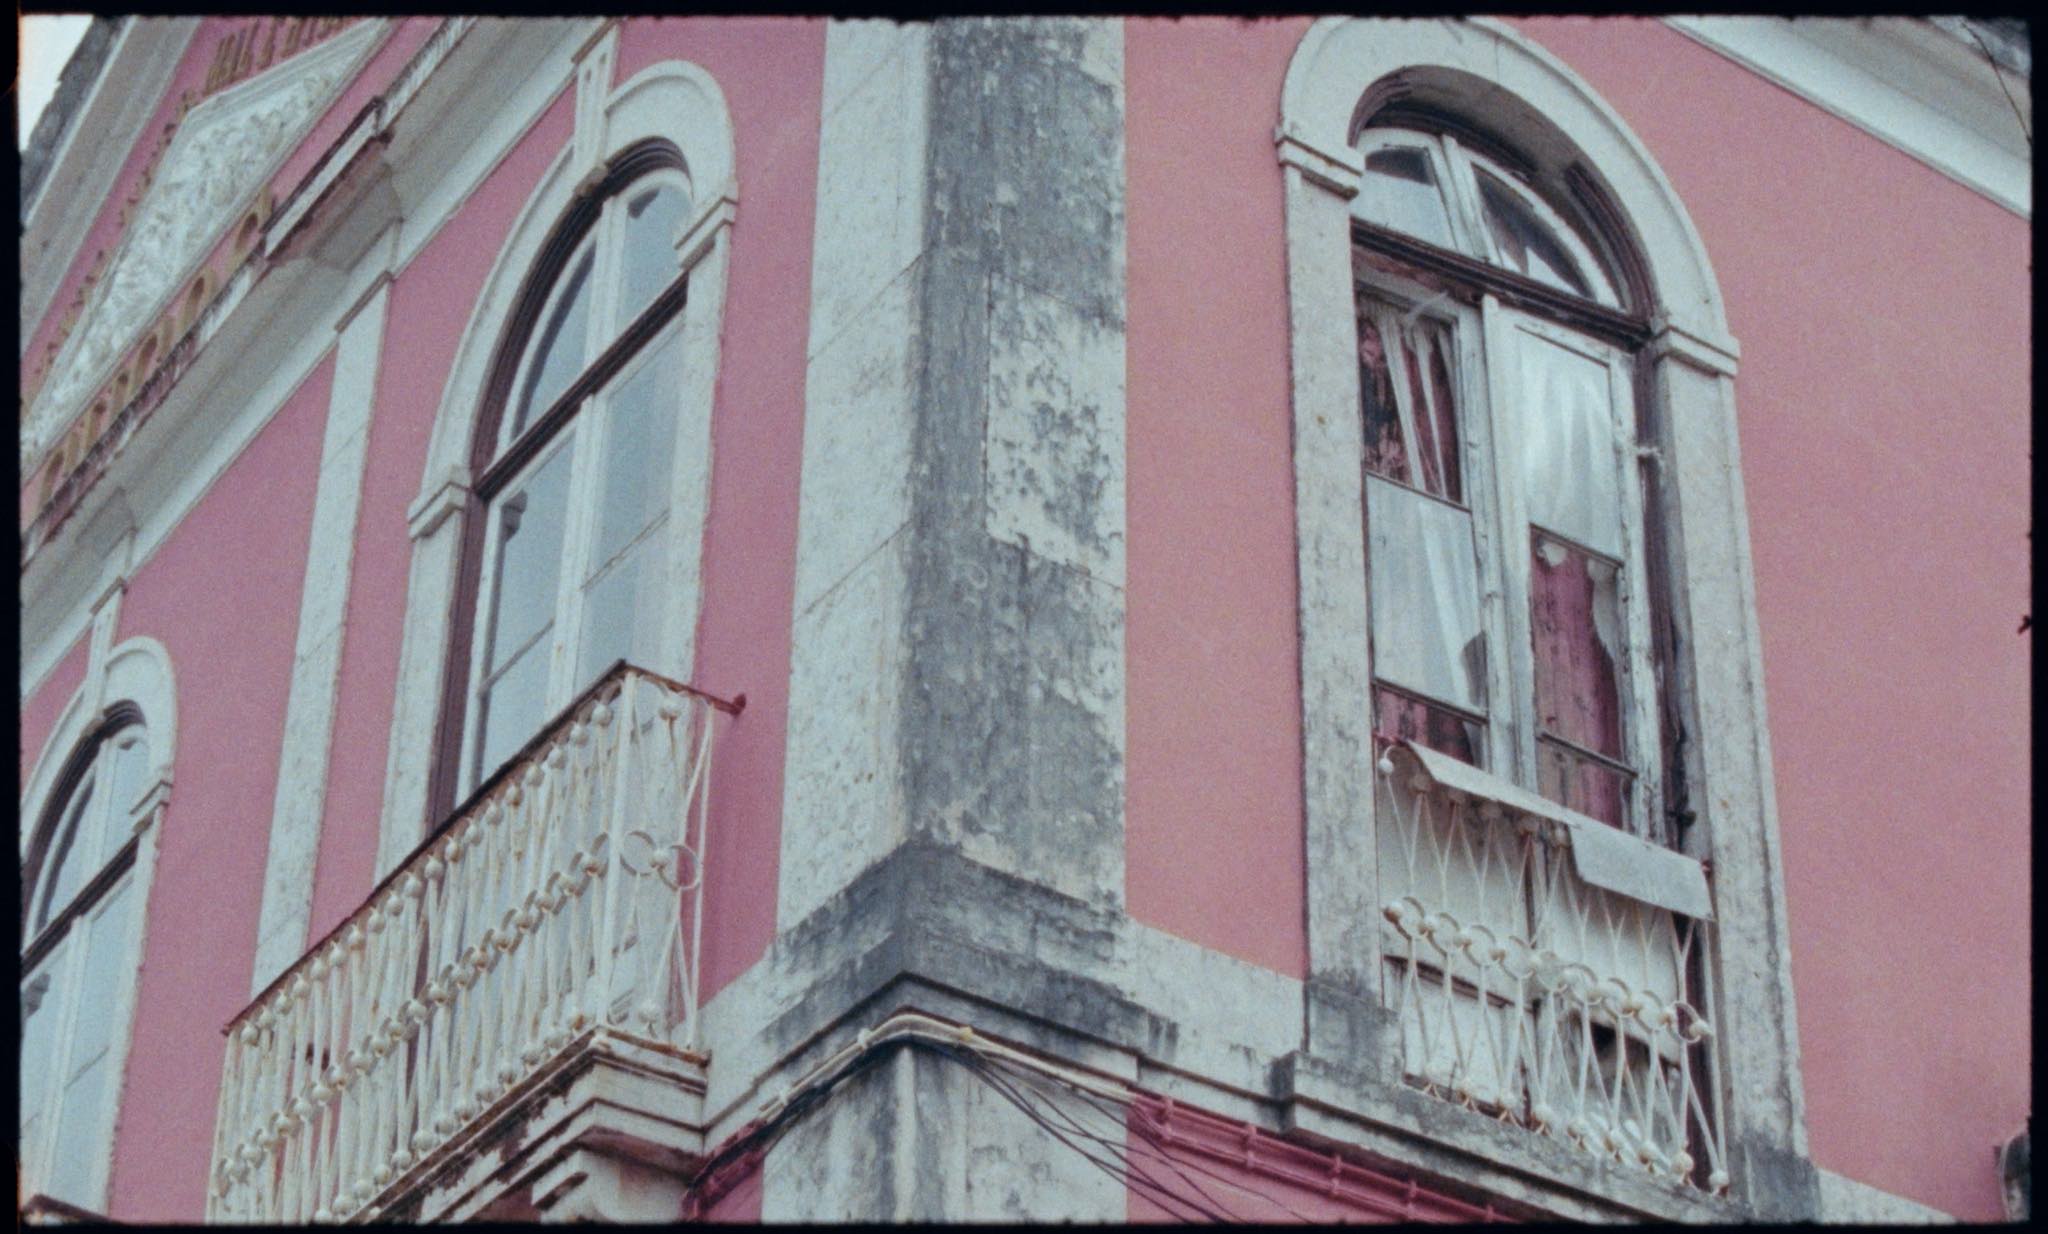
[550,409,605,712]
[591,195,630,355]
[547,196,629,703]
[1437,135,1493,265]
[459,492,514,799]
[1609,357,1663,842]
[1478,294,1540,787]
[1457,305,1515,777]
[82,751,125,879]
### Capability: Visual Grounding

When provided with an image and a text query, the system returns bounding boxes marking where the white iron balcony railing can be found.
[1373,740,1729,1194]
[206,664,738,1224]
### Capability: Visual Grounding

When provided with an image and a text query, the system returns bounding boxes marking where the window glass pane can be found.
[1354,146,1456,250]
[1360,306,1463,502]
[1537,738,1629,829]
[577,529,672,688]
[1530,534,1625,760]
[483,442,576,676]
[1400,323,1462,502]
[1515,330,1622,558]
[475,635,552,786]
[69,876,137,1071]
[616,181,690,330]
[1358,311,1410,486]
[1475,169,1593,300]
[19,1111,41,1186]
[21,967,61,1129]
[592,334,681,568]
[40,774,96,930]
[509,247,595,440]
[46,1052,109,1207]
[1365,475,1487,712]
[1373,688,1483,767]
[1421,327,1464,505]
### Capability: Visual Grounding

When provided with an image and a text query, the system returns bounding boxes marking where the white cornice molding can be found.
[21,20,201,358]
[20,19,387,473]
[1666,16,2031,219]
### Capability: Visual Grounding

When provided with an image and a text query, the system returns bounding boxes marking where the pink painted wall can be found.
[103,353,335,1221]
[1124,17,1313,979]
[310,19,825,1002]
[21,634,90,787]
[698,1156,765,1222]
[1122,15,2029,1221]
[613,18,823,996]
[1122,1096,1501,1222]
[1512,19,2031,1221]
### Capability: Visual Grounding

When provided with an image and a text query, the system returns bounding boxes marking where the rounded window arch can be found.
[22,707,149,936]
[446,141,699,801]
[1278,17,1806,1213]
[19,633,174,1214]
[388,54,735,872]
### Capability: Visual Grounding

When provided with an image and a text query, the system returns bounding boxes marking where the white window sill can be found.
[1391,740,1714,920]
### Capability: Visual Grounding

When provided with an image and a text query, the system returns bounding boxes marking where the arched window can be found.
[1278,19,1807,1213]
[1348,109,1662,838]
[448,146,694,799]
[19,709,155,1211]
[383,54,733,875]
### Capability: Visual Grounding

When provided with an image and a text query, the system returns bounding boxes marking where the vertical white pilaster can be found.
[777,19,933,931]
[571,21,619,188]
[250,270,392,995]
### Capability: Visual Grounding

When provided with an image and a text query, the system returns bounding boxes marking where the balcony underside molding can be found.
[387,1026,709,1224]
[1275,1047,1730,1223]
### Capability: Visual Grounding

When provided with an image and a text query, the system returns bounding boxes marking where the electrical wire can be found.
[1963,21,2032,147]
[972,1052,1251,1222]
[1059,1074,1327,1224]
[941,1045,1228,1222]
[676,1040,898,1215]
[674,1013,1422,1224]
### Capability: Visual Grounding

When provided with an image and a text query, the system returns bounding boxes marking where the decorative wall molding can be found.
[22,20,201,358]
[1666,17,2031,219]
[21,19,385,472]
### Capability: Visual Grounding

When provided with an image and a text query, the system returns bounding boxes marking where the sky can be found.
[19,14,93,151]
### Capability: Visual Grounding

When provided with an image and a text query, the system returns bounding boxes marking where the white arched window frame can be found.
[18,635,176,1215]
[374,43,736,874]
[456,158,698,796]
[1277,17,1811,1220]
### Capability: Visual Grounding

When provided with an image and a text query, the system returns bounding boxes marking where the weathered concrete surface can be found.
[781,16,1129,927]
[900,18,1130,911]
[761,1041,1123,1222]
